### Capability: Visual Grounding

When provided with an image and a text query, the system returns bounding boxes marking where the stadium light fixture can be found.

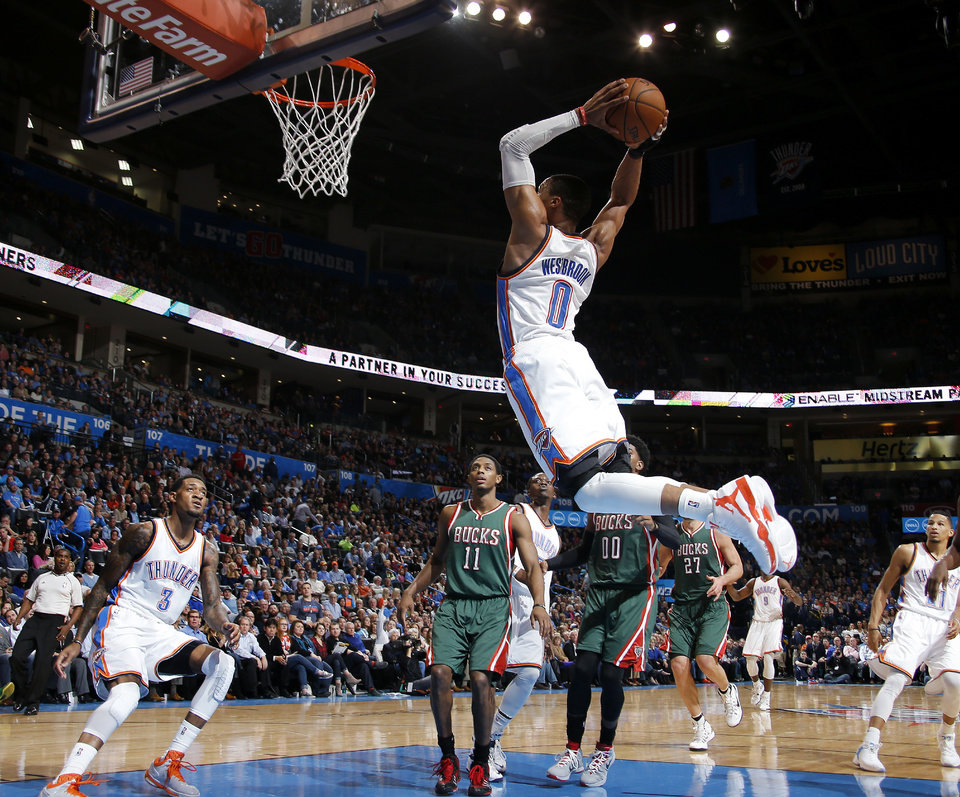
[663,21,677,32]
[118,159,131,171]
[465,1,481,16]
[492,6,507,22]
[518,10,532,25]
[70,138,84,151]
[121,176,133,186]
[715,27,731,43]
[638,33,654,48]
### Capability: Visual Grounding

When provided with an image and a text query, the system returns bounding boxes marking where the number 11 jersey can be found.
[445,501,516,599]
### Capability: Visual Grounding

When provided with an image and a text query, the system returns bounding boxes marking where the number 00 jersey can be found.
[899,542,960,621]
[587,514,659,589]
[108,517,204,623]
[445,501,516,599]
[497,226,598,356]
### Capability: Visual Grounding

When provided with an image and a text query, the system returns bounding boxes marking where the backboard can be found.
[79,0,455,142]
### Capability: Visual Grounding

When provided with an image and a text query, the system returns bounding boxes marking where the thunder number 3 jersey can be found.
[588,514,659,589]
[108,517,204,623]
[899,542,960,621]
[672,522,725,603]
[497,226,598,357]
[445,501,516,599]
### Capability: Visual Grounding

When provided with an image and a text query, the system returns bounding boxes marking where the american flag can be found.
[647,149,698,232]
[118,57,154,95]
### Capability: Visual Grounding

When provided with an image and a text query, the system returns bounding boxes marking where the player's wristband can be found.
[534,603,547,610]
[575,106,587,126]
[627,134,662,159]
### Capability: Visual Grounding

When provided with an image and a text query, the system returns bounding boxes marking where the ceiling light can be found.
[70,139,84,151]
[492,6,506,22]
[27,117,34,129]
[517,10,531,25]
[465,1,481,15]
[121,176,133,186]
[118,159,131,171]
[715,27,731,43]
[663,21,677,33]
[638,33,653,48]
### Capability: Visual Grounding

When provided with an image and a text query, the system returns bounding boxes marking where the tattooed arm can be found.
[200,539,240,647]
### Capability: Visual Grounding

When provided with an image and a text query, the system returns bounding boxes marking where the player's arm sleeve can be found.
[545,531,594,572]
[650,516,681,550]
[500,110,583,189]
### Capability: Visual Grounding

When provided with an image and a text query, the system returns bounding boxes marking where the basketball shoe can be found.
[940,731,960,767]
[750,681,764,706]
[853,740,885,772]
[720,684,742,727]
[546,746,584,781]
[40,773,106,796]
[466,762,491,796]
[433,754,460,796]
[757,690,771,712]
[689,717,715,751]
[580,747,615,787]
[144,751,199,796]
[710,476,796,574]
[488,739,506,782]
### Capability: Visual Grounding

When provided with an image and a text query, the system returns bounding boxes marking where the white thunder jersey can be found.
[497,226,598,356]
[108,517,204,623]
[752,576,784,622]
[899,543,960,621]
[513,502,561,601]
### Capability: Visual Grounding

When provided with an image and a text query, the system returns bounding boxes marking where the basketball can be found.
[605,78,666,145]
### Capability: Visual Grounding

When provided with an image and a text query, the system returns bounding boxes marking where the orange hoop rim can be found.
[258,58,376,109]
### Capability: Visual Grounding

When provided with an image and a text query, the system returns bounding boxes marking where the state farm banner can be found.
[813,435,960,463]
[847,234,948,284]
[179,205,367,282]
[91,0,266,80]
[749,243,847,292]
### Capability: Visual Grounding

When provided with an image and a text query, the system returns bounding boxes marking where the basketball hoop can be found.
[259,58,376,198]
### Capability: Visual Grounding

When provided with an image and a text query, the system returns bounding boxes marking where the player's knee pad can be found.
[499,666,539,718]
[941,672,960,719]
[83,681,140,744]
[190,649,235,721]
[746,657,759,678]
[599,662,623,692]
[763,654,776,680]
[871,671,910,722]
[572,650,600,684]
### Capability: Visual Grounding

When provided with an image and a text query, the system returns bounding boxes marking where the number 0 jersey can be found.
[899,542,960,622]
[108,517,204,623]
[587,513,659,589]
[497,226,598,357]
[672,522,725,603]
[445,501,516,599]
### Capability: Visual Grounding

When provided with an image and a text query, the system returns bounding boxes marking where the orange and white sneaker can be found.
[710,475,796,574]
[145,751,199,797]
[39,773,105,796]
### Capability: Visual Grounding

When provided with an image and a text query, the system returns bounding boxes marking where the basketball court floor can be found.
[1,683,956,796]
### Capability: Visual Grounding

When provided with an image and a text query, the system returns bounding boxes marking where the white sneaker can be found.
[750,681,764,706]
[145,751,200,797]
[758,690,771,711]
[689,718,715,751]
[546,747,584,781]
[580,748,615,787]
[489,739,506,780]
[854,740,885,772]
[941,732,960,767]
[709,476,777,574]
[721,684,743,727]
[300,685,313,697]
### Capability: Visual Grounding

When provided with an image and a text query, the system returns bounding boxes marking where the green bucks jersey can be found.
[587,513,658,588]
[672,522,724,603]
[445,501,515,598]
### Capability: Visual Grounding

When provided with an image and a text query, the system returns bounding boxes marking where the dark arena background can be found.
[1,1,959,796]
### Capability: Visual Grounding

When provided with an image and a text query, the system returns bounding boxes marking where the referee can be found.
[10,547,83,715]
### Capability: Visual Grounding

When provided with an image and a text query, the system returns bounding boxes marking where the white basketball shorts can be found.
[869,608,960,683]
[504,337,625,480]
[90,603,200,699]
[507,580,544,669]
[743,618,784,657]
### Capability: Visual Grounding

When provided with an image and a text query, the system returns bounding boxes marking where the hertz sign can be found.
[90,0,267,80]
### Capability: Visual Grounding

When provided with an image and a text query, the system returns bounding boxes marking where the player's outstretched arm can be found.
[200,540,239,647]
[725,578,756,602]
[53,522,152,676]
[399,505,454,621]
[869,544,912,652]
[544,515,595,573]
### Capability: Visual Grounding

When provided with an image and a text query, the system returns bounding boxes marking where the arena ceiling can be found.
[4,1,960,274]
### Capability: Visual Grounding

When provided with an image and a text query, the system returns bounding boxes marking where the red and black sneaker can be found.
[466,762,491,797]
[433,754,460,795]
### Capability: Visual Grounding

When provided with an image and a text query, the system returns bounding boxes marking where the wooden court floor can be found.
[2,682,957,796]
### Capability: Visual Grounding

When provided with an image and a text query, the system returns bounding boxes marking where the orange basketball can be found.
[605,78,666,145]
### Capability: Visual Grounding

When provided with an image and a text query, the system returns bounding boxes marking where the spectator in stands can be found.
[4,538,28,580]
[230,615,269,699]
[289,583,321,634]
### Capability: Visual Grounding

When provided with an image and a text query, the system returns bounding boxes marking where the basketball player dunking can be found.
[487,472,560,782]
[41,475,239,797]
[727,573,802,711]
[497,79,796,575]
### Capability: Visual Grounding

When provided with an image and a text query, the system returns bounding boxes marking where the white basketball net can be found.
[261,58,375,198]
